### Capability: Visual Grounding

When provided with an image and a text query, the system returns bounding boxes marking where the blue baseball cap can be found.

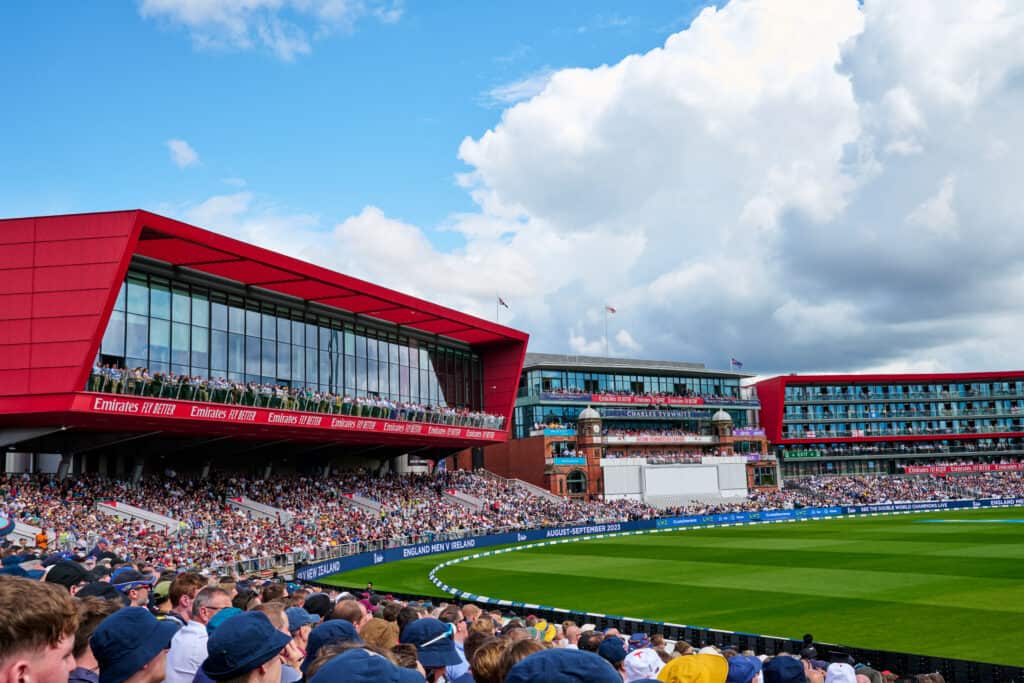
[302,620,362,675]
[400,618,460,669]
[202,611,292,681]
[727,655,763,683]
[309,648,424,683]
[285,607,320,633]
[762,655,805,683]
[597,636,627,665]
[111,568,157,593]
[505,648,621,683]
[91,607,180,683]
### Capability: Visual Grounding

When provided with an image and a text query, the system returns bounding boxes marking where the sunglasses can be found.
[420,622,457,648]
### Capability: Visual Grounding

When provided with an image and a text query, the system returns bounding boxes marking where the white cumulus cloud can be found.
[166,139,199,168]
[177,0,1024,375]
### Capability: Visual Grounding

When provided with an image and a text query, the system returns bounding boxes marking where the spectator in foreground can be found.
[505,648,621,683]
[308,647,423,683]
[401,618,462,683]
[623,648,665,682]
[762,656,806,683]
[70,597,121,683]
[91,607,179,683]
[657,653,728,683]
[0,576,79,683]
[200,612,291,683]
[165,587,231,683]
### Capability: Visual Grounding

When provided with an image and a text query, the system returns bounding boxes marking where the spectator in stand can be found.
[110,569,156,608]
[307,647,423,683]
[332,600,371,631]
[165,587,231,683]
[91,608,179,683]
[0,576,79,683]
[597,636,628,679]
[70,598,121,683]
[285,607,320,652]
[165,573,206,628]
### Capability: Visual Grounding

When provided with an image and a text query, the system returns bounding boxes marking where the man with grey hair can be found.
[165,586,231,683]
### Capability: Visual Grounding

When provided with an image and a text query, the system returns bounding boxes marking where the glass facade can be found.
[782,380,1024,439]
[97,271,483,409]
[518,369,742,398]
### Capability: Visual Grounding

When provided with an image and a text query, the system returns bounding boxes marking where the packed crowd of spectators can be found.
[604,450,704,464]
[0,568,952,683]
[5,469,1024,579]
[88,364,506,430]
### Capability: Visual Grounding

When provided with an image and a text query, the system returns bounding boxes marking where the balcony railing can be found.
[85,371,506,430]
[783,407,1022,423]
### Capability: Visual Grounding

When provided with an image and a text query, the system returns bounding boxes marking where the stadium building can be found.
[756,372,1024,477]
[460,353,775,504]
[0,211,528,477]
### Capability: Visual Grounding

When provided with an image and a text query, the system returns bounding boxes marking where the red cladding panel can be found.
[31,316,101,343]
[0,370,30,395]
[0,345,31,370]
[0,294,32,319]
[0,243,34,269]
[29,367,80,393]
[482,340,528,425]
[0,269,34,294]
[133,237,231,265]
[31,341,94,368]
[0,219,34,244]
[33,212,136,241]
[0,320,31,345]
[0,213,140,400]
[32,263,122,292]
[33,237,127,267]
[32,290,110,318]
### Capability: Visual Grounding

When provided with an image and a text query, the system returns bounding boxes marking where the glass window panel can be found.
[228,333,244,374]
[229,306,245,333]
[126,313,148,360]
[211,302,227,331]
[172,364,189,378]
[150,283,170,320]
[101,310,126,357]
[172,290,190,324]
[344,331,355,355]
[114,282,127,311]
[410,368,419,400]
[246,337,260,375]
[171,322,189,367]
[261,313,276,341]
[291,320,304,346]
[277,317,290,344]
[191,327,209,374]
[319,352,332,392]
[357,358,368,392]
[291,346,304,382]
[262,340,276,378]
[389,342,399,364]
[149,319,170,364]
[367,337,378,361]
[344,356,355,392]
[306,324,317,351]
[192,293,209,327]
[211,331,228,375]
[306,349,318,386]
[246,309,261,337]
[127,278,149,314]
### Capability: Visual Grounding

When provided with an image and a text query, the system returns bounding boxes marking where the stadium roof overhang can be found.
[132,211,526,347]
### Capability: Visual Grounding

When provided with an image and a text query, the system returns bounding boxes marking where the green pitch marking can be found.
[320,508,1024,666]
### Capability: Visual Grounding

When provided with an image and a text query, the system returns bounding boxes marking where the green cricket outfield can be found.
[319,507,1024,666]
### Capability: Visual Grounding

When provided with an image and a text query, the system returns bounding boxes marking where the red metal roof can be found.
[131,211,528,347]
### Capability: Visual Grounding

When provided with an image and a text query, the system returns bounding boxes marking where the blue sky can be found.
[4,1,1022,375]
[0,1,713,240]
